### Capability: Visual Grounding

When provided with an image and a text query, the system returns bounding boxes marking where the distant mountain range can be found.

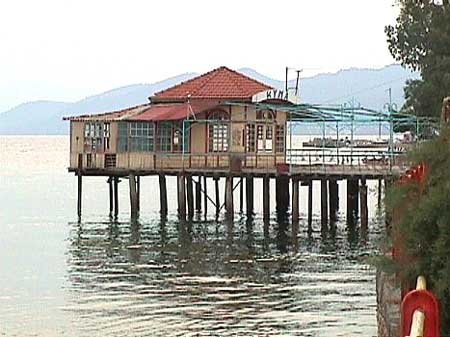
[0,65,418,135]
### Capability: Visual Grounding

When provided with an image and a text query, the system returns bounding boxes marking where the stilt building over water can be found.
[64,66,424,225]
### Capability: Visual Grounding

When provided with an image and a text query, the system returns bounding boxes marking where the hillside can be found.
[0,65,418,135]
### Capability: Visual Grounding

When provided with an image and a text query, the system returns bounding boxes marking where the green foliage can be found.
[385,1,450,118]
[385,126,450,334]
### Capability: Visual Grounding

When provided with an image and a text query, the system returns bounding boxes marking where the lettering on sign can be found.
[266,90,288,100]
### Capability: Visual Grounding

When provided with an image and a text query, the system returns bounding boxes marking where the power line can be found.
[323,75,416,104]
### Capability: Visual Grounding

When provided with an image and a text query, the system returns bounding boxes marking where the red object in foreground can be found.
[401,289,440,337]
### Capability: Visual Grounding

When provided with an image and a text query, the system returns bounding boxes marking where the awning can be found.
[129,101,218,121]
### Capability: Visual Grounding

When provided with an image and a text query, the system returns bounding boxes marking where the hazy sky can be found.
[0,0,399,111]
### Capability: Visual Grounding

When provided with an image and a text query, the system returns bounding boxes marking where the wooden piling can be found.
[114,177,119,217]
[329,179,338,221]
[214,176,220,216]
[308,180,313,229]
[108,177,113,215]
[195,176,201,212]
[159,174,168,216]
[352,179,359,217]
[347,179,353,224]
[246,175,254,216]
[321,179,328,228]
[186,175,194,218]
[276,176,289,215]
[347,179,359,224]
[129,173,138,218]
[239,177,244,213]
[378,178,382,206]
[225,175,234,218]
[177,174,186,219]
[360,180,368,231]
[292,178,299,224]
[203,175,208,215]
[77,173,82,218]
[136,176,140,212]
[263,175,270,222]
[77,154,82,218]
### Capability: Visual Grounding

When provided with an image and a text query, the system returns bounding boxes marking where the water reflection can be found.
[65,213,380,337]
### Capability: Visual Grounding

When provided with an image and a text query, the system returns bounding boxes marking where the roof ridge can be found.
[226,68,248,96]
[224,66,272,92]
[154,66,224,97]
[190,66,228,96]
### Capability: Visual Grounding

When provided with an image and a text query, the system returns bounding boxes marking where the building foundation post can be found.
[263,175,270,222]
[129,173,138,219]
[159,174,168,216]
[329,179,338,222]
[203,175,208,216]
[246,175,254,216]
[292,177,299,224]
[360,179,368,232]
[177,174,186,220]
[114,177,119,218]
[321,179,328,229]
[308,180,313,230]
[214,176,220,217]
[195,176,202,212]
[108,176,114,215]
[77,173,82,218]
[225,175,234,218]
[186,175,194,219]
[239,177,244,213]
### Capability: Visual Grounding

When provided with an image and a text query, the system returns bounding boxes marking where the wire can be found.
[323,75,417,104]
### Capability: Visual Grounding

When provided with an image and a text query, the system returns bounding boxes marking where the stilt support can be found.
[108,177,114,215]
[129,173,138,219]
[136,176,140,213]
[307,180,313,229]
[114,177,119,217]
[292,178,299,224]
[360,179,368,232]
[225,175,234,218]
[239,177,244,213]
[177,174,186,220]
[329,179,338,221]
[159,174,168,216]
[246,175,254,216]
[214,176,220,216]
[203,175,208,215]
[276,176,289,216]
[321,179,328,229]
[77,173,82,218]
[186,175,194,218]
[195,176,201,212]
[263,175,270,222]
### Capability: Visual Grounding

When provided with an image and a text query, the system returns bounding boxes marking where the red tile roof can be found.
[63,103,152,121]
[153,66,272,100]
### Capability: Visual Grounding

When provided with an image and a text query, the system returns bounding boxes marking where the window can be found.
[209,123,229,152]
[257,109,276,120]
[158,122,172,152]
[117,122,155,153]
[129,122,154,152]
[275,124,285,153]
[118,122,128,152]
[84,122,104,152]
[103,123,110,151]
[245,124,256,152]
[208,110,229,153]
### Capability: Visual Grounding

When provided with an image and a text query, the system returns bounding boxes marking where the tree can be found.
[385,0,450,117]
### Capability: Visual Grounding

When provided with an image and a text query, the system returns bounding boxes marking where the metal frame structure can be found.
[180,100,439,173]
